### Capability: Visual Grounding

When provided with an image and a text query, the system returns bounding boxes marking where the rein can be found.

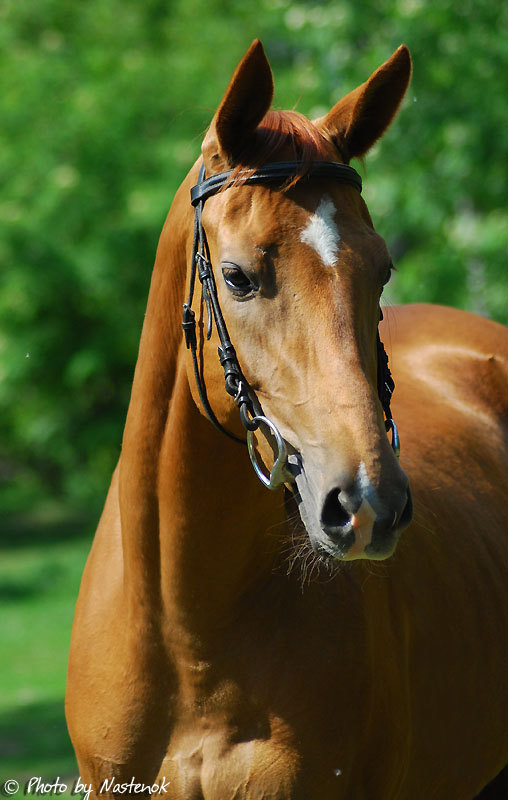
[182,160,400,489]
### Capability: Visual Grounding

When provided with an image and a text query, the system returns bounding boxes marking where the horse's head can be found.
[184,40,413,561]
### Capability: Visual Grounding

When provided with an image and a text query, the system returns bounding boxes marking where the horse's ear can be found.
[314,45,412,161]
[202,39,274,171]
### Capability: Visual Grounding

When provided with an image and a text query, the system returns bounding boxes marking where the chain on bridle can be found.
[182,160,400,489]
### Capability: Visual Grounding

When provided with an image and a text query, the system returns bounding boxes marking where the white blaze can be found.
[346,462,379,559]
[300,194,340,267]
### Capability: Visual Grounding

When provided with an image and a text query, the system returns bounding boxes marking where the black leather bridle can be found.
[182,160,399,488]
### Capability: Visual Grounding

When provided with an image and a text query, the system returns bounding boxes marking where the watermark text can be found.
[0,777,172,798]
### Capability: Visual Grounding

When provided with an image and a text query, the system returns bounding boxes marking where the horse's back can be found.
[388,302,508,603]
[383,304,508,795]
[388,303,508,422]
[388,303,508,487]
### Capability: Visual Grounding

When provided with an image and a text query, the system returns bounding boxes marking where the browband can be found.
[190,160,362,206]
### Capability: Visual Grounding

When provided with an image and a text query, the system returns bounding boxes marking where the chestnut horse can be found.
[66,42,508,798]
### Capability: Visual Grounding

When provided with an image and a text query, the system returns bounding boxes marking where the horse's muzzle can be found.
[318,480,413,560]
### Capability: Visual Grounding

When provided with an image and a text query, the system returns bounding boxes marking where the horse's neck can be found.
[118,181,190,602]
[157,362,286,639]
[118,176,286,650]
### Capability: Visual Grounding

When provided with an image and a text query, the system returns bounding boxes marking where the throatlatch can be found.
[182,160,400,489]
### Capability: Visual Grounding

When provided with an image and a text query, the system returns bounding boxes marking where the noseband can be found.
[182,160,400,489]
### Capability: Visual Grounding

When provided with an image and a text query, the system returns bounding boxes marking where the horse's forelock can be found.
[256,110,330,163]
[229,110,333,187]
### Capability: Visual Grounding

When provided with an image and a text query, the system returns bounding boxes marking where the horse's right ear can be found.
[202,40,274,172]
[314,46,412,161]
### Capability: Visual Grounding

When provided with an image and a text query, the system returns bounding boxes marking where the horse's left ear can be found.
[202,39,274,172]
[314,45,412,161]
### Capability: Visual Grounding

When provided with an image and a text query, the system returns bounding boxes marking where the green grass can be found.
[0,504,97,783]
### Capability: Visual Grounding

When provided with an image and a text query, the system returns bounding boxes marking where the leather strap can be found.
[190,161,362,206]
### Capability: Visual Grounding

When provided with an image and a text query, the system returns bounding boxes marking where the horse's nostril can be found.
[321,488,351,534]
[373,488,413,539]
[397,488,413,530]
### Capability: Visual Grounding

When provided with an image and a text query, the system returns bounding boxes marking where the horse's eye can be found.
[222,265,256,296]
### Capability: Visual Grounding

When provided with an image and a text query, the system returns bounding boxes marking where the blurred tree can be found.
[0,0,507,507]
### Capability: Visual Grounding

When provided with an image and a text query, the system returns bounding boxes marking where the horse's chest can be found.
[158,722,303,800]
[157,604,374,798]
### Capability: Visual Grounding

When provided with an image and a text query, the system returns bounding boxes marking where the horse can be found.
[66,41,508,799]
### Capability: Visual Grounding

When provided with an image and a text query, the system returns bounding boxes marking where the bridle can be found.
[182,160,400,489]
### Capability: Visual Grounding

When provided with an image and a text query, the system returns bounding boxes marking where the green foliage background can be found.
[1,0,508,510]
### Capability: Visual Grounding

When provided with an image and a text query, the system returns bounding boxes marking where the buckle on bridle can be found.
[182,304,197,350]
[196,251,212,282]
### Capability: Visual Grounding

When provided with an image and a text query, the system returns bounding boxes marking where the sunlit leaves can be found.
[1,0,507,505]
